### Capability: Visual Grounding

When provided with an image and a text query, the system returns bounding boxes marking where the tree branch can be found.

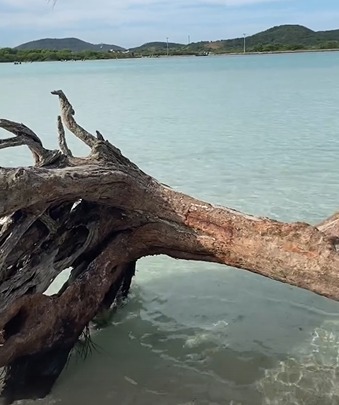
[57,116,73,157]
[0,119,61,166]
[96,130,105,141]
[0,137,27,149]
[51,90,97,148]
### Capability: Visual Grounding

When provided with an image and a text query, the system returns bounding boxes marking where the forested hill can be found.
[203,25,339,53]
[132,25,339,54]
[2,24,339,63]
[15,38,125,52]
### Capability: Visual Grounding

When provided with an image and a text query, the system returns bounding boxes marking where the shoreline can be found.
[2,47,339,64]
[226,48,339,56]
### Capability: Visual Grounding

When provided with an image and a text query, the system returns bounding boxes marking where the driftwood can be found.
[0,91,339,402]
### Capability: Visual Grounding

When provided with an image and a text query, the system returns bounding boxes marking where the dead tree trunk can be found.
[0,91,339,401]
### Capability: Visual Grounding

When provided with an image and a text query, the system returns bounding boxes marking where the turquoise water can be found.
[2,53,339,404]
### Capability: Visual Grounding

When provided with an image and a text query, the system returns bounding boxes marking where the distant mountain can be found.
[186,25,339,53]
[130,25,339,55]
[12,25,339,57]
[244,24,315,47]
[130,41,185,53]
[15,38,125,52]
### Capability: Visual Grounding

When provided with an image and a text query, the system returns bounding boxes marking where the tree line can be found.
[1,40,339,63]
[0,48,135,63]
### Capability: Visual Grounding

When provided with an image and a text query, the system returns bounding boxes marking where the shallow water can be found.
[1,53,339,404]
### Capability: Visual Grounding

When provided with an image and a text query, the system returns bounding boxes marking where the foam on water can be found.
[257,322,339,404]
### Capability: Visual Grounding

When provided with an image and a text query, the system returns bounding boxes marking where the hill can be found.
[15,38,125,52]
[130,41,185,53]
[188,25,339,53]
[7,24,339,62]
[132,25,339,55]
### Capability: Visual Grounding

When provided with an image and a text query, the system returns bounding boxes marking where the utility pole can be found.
[243,33,246,54]
[188,35,190,45]
[166,37,169,56]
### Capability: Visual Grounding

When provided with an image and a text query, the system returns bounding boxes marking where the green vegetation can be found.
[0,48,134,63]
[131,25,339,56]
[16,37,124,52]
[2,25,339,63]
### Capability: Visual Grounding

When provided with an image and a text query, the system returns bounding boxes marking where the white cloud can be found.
[0,0,288,12]
[0,0,290,29]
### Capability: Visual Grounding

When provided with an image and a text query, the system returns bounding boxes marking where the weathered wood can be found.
[0,90,338,401]
[57,116,73,157]
[0,119,61,166]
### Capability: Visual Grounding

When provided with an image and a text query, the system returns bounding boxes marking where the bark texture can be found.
[0,91,338,401]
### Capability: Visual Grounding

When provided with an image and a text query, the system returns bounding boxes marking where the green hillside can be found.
[189,25,339,53]
[130,41,185,53]
[132,25,339,55]
[2,24,339,63]
[15,37,125,52]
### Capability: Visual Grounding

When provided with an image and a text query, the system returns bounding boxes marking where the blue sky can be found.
[1,0,339,48]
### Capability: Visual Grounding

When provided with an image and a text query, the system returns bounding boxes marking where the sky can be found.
[1,0,339,48]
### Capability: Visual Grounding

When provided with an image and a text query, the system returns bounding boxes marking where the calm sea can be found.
[1,53,339,404]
